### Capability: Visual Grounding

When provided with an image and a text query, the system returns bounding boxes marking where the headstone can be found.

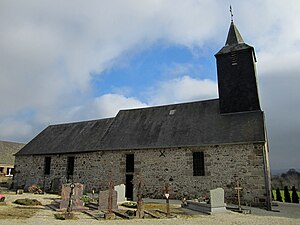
[114,184,126,203]
[51,178,62,194]
[60,183,86,211]
[210,188,225,208]
[209,187,226,213]
[98,190,118,211]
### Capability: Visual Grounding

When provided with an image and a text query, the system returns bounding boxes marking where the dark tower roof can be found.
[216,21,255,60]
[225,21,244,45]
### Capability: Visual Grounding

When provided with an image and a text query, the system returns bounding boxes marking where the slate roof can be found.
[16,99,266,156]
[16,118,114,155]
[0,141,25,165]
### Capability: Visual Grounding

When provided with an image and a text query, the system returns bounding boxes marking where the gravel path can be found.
[0,193,299,225]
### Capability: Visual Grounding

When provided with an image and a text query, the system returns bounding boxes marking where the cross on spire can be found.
[230,5,234,22]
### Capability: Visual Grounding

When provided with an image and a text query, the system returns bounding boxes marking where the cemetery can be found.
[0,180,300,224]
[0,179,241,221]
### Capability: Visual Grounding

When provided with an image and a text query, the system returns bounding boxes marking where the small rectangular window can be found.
[44,157,51,175]
[67,156,75,177]
[126,154,134,173]
[193,152,205,176]
[231,52,238,66]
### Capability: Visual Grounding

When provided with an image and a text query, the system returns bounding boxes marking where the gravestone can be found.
[210,188,225,208]
[51,178,62,194]
[60,183,87,211]
[114,184,126,203]
[98,190,118,211]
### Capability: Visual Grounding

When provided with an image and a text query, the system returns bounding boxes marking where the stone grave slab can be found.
[98,189,118,211]
[182,187,227,214]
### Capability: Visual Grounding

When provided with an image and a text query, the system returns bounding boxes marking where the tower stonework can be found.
[215,21,261,114]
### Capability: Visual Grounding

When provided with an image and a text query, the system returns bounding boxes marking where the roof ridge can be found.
[48,117,115,127]
[118,98,219,113]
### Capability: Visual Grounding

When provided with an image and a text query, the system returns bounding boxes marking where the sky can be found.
[1,0,300,171]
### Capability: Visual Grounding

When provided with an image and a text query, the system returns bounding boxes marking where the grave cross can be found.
[235,180,243,211]
[136,178,145,218]
[67,183,75,213]
[163,182,171,217]
[108,179,114,214]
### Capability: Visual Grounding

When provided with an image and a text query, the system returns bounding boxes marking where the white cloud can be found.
[0,0,223,116]
[91,94,148,118]
[148,76,218,105]
[1,0,300,170]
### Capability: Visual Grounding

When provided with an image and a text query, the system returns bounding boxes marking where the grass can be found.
[272,189,300,202]
[0,205,38,219]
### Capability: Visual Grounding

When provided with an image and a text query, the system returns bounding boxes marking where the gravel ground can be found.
[0,192,299,225]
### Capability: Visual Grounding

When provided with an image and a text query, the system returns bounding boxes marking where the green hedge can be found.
[272,189,300,203]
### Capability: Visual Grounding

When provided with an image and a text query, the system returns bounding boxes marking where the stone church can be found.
[14,21,272,209]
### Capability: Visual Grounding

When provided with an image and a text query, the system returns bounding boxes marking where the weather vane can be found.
[230,5,234,22]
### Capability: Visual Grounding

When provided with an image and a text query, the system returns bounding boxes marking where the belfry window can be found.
[231,52,238,65]
[193,152,205,176]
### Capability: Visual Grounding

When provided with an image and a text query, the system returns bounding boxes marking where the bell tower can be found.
[215,20,261,114]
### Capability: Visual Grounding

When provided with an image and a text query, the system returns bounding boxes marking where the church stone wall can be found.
[14,142,268,206]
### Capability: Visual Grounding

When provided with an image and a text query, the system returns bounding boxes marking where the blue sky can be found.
[1,0,300,170]
[92,42,218,100]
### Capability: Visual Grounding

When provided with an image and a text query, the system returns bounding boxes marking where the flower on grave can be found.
[0,195,5,202]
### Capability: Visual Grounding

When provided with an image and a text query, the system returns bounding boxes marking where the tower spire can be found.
[215,17,261,114]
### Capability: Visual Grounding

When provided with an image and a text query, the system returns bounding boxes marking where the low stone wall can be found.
[14,143,269,206]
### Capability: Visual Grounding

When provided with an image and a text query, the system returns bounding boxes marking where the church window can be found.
[126,154,134,173]
[67,156,75,177]
[44,157,51,175]
[193,152,205,176]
